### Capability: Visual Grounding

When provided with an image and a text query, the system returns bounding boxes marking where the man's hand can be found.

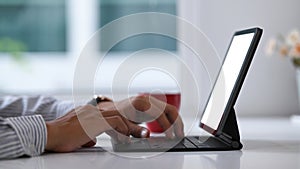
[99,95,184,139]
[45,105,132,152]
[45,95,184,153]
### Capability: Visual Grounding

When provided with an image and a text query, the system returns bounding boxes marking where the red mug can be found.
[143,93,181,133]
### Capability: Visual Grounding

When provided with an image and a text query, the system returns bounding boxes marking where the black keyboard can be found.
[112,136,229,152]
[173,136,213,149]
[129,136,212,149]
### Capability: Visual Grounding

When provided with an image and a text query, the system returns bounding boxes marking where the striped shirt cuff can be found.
[6,115,47,156]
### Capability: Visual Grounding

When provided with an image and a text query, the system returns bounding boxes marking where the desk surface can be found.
[1,117,300,169]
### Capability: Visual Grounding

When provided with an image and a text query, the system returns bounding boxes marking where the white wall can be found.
[178,0,300,116]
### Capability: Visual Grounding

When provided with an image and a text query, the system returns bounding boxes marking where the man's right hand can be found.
[98,95,184,139]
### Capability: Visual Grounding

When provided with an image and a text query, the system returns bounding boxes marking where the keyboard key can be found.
[148,137,181,149]
[186,137,211,148]
[173,143,186,149]
[182,139,197,148]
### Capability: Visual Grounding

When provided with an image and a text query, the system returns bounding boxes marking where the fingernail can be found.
[141,128,150,138]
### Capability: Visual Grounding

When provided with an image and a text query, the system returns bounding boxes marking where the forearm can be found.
[0,115,46,159]
[0,95,75,121]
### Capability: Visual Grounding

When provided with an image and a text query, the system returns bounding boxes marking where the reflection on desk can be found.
[0,150,242,169]
[1,118,300,169]
[2,140,300,169]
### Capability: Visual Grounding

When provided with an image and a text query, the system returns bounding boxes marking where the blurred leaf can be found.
[0,37,27,64]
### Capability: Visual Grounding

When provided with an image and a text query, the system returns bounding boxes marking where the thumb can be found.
[82,138,97,147]
[127,121,150,138]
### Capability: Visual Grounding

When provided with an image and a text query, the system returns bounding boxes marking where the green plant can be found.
[0,37,27,64]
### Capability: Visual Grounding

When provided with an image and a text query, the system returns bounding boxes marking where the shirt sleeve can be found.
[0,95,75,121]
[0,95,76,159]
[0,115,46,159]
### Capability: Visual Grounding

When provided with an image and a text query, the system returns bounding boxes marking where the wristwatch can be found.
[88,95,112,106]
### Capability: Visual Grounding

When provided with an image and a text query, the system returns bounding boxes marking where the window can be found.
[99,0,177,52]
[0,0,179,93]
[0,0,66,52]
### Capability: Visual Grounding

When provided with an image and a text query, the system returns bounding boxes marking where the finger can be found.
[82,139,97,147]
[101,109,150,138]
[142,98,174,138]
[101,110,119,117]
[105,116,130,143]
[126,121,150,138]
[172,117,184,138]
[156,113,174,139]
[165,105,184,138]
[101,110,134,122]
[105,116,129,135]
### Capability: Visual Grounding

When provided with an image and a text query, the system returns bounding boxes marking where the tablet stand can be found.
[218,107,243,149]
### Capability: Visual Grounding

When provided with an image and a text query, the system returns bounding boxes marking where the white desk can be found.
[1,117,300,169]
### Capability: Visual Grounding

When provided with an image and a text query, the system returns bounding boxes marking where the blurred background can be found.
[0,0,300,118]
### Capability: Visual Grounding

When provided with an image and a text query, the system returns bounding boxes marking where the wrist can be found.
[45,121,58,151]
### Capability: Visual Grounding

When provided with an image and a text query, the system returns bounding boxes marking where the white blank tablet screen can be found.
[201,33,255,130]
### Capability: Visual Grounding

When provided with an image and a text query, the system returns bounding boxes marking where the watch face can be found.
[95,96,102,104]
[95,95,112,103]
